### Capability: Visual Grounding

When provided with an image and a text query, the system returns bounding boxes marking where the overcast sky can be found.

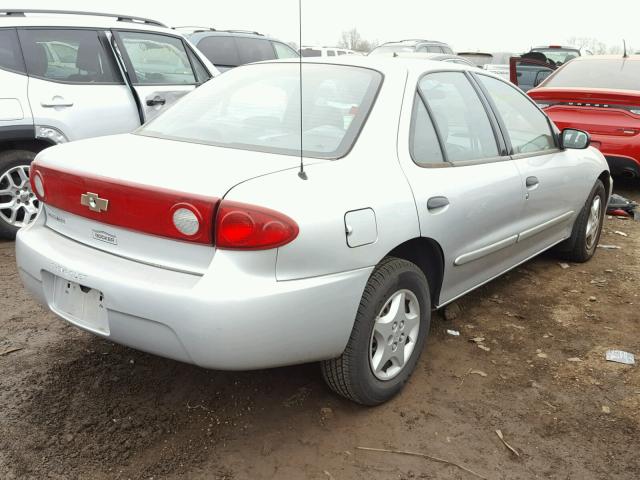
[4,0,639,53]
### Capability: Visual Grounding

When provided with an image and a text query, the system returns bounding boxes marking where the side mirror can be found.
[560,129,590,149]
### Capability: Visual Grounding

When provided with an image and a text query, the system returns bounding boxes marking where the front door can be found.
[113,30,207,122]
[474,73,583,254]
[398,71,527,305]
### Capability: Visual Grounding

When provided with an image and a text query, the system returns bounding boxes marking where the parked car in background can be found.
[529,55,640,178]
[185,29,298,72]
[458,51,514,81]
[0,9,217,239]
[530,45,592,66]
[379,51,475,67]
[300,46,360,57]
[17,56,609,405]
[369,39,454,56]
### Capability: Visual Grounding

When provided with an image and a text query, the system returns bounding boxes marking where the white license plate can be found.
[52,277,109,335]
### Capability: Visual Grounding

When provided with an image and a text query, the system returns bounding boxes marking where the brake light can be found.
[30,165,219,245]
[215,200,298,250]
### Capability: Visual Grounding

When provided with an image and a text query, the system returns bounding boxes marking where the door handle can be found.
[41,97,74,108]
[427,196,449,211]
[146,96,166,107]
[526,176,539,188]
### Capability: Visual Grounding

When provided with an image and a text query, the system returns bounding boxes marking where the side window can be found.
[0,29,25,74]
[18,29,120,83]
[236,37,276,64]
[477,74,555,154]
[410,95,445,165]
[197,36,240,67]
[327,50,336,57]
[442,46,454,54]
[419,72,499,162]
[337,50,346,56]
[117,31,196,85]
[272,42,298,59]
[186,47,211,83]
[426,46,443,53]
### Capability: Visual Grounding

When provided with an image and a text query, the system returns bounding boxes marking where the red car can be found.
[529,55,640,178]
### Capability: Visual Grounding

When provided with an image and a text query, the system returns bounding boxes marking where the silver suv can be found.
[0,9,218,239]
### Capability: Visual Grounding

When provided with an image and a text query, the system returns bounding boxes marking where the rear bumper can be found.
[16,221,371,370]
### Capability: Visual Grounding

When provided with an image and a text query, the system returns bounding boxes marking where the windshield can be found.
[542,58,640,91]
[369,45,414,55]
[138,63,383,159]
[459,54,493,67]
[531,48,580,65]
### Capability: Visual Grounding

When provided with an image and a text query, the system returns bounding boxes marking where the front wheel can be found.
[321,257,431,405]
[558,179,606,263]
[0,150,38,240]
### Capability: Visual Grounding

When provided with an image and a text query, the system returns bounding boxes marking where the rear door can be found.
[0,28,31,131]
[398,70,526,304]
[18,28,139,141]
[113,30,205,122]
[474,73,584,254]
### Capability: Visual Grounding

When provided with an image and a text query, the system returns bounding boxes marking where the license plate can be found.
[52,276,109,335]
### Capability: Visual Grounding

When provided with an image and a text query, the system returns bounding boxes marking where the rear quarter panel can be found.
[223,67,421,281]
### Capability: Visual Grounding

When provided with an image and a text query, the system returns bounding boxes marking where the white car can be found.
[16,56,610,405]
[300,46,360,57]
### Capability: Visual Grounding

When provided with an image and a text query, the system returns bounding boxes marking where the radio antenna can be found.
[623,39,628,58]
[297,0,307,180]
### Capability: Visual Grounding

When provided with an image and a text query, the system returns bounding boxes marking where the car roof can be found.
[532,45,580,50]
[0,11,174,34]
[259,55,481,77]
[380,39,449,47]
[571,54,640,63]
[186,29,282,42]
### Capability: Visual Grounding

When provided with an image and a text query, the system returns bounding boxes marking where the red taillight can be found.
[215,200,298,250]
[31,165,219,245]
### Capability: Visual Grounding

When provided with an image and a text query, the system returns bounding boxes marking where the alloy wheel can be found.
[0,165,39,229]
[369,289,421,381]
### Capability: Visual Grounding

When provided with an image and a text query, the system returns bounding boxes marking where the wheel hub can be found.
[369,289,420,381]
[0,165,40,229]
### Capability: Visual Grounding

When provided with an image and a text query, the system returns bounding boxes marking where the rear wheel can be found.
[558,179,606,263]
[0,150,38,240]
[321,257,431,405]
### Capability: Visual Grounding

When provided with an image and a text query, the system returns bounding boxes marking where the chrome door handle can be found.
[41,97,74,108]
[526,176,539,188]
[427,196,449,211]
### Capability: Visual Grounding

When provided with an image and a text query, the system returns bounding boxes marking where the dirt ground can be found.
[1,180,639,480]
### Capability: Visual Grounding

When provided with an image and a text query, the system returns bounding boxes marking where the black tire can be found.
[0,149,37,240]
[321,257,431,405]
[557,179,606,263]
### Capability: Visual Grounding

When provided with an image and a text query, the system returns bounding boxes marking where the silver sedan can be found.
[16,57,610,405]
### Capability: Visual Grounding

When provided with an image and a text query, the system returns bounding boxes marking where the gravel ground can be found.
[0,179,638,480]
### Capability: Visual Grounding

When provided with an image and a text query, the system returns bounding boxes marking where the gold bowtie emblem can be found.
[80,192,109,213]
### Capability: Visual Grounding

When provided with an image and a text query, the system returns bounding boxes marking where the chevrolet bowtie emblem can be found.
[80,192,109,213]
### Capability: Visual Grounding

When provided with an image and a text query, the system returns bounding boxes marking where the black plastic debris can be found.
[607,194,639,219]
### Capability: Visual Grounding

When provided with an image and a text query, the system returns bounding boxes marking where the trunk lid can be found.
[531,88,640,138]
[34,134,302,274]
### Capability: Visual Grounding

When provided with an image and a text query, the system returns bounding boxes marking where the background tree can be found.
[338,28,379,53]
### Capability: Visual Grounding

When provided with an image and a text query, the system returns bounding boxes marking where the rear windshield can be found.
[369,45,415,55]
[543,58,640,91]
[530,48,580,65]
[138,63,383,159]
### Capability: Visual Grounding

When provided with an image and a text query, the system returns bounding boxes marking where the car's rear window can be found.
[138,63,383,159]
[543,58,640,90]
[369,45,414,55]
[531,48,580,65]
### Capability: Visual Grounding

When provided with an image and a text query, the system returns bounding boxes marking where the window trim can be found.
[112,28,200,86]
[409,92,450,168]
[413,69,510,168]
[0,28,27,76]
[472,71,561,156]
[16,27,125,85]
